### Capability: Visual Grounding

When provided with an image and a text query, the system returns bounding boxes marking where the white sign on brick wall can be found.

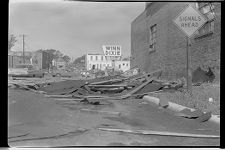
[173,4,207,38]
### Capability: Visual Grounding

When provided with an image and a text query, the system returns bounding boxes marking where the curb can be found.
[143,95,220,125]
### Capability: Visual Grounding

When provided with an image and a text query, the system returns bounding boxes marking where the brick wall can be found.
[131,2,220,81]
[131,11,148,71]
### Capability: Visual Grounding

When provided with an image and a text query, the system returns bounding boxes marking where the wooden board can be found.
[98,128,220,138]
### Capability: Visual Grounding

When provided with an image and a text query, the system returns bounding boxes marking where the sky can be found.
[9,0,145,59]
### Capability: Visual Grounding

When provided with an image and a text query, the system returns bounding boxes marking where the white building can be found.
[85,53,130,72]
[115,60,130,72]
[86,54,112,70]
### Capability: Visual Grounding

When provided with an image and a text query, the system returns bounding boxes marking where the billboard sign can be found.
[102,45,121,56]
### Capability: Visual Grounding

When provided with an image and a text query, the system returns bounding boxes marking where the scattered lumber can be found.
[120,76,156,99]
[89,78,127,85]
[130,69,162,82]
[44,94,74,98]
[98,128,220,138]
[53,98,83,101]
[11,83,46,94]
[87,84,129,88]
[80,109,121,115]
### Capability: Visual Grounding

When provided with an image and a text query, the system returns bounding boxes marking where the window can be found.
[101,56,103,61]
[119,64,121,69]
[90,56,93,61]
[96,56,98,61]
[196,3,215,36]
[149,24,157,52]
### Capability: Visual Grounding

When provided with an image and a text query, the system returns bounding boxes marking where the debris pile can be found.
[9,69,185,101]
[192,67,215,85]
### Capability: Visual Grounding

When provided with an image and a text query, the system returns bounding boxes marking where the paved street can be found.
[8,86,220,147]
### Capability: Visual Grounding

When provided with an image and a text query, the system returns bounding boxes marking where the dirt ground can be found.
[8,77,220,147]
[152,83,220,115]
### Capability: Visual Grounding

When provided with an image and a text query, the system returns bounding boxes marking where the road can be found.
[8,87,220,147]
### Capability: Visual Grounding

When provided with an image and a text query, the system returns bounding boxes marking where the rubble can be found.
[9,69,185,101]
[192,67,215,85]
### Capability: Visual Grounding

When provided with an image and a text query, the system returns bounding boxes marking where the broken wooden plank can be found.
[80,109,121,115]
[82,95,113,98]
[54,98,83,101]
[89,78,127,85]
[12,83,46,94]
[121,76,156,99]
[87,84,128,88]
[98,128,220,138]
[130,69,162,82]
[95,87,125,93]
[44,94,74,98]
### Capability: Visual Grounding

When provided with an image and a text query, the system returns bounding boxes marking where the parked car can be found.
[10,64,46,78]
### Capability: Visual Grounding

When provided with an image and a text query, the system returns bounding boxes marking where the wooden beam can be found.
[80,109,121,115]
[98,128,220,138]
[121,76,156,99]
[87,84,128,88]
[89,78,127,85]
[12,83,46,94]
[44,94,74,98]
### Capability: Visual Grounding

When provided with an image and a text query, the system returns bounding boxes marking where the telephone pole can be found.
[22,34,25,64]
[19,34,26,64]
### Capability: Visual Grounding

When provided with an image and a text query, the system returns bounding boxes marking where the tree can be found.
[73,55,85,65]
[62,55,71,63]
[8,34,17,51]
[73,55,86,70]
[54,50,63,60]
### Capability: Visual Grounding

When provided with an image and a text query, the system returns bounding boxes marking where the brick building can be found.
[31,51,49,70]
[131,2,220,81]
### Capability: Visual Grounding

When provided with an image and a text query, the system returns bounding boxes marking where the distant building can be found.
[9,50,33,57]
[85,53,130,72]
[8,54,31,68]
[31,51,49,70]
[8,50,32,68]
[55,57,66,70]
[131,2,220,81]
[86,54,112,71]
[115,60,130,72]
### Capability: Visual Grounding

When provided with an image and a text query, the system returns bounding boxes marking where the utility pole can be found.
[20,34,26,64]
[186,36,192,95]
[23,34,25,64]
